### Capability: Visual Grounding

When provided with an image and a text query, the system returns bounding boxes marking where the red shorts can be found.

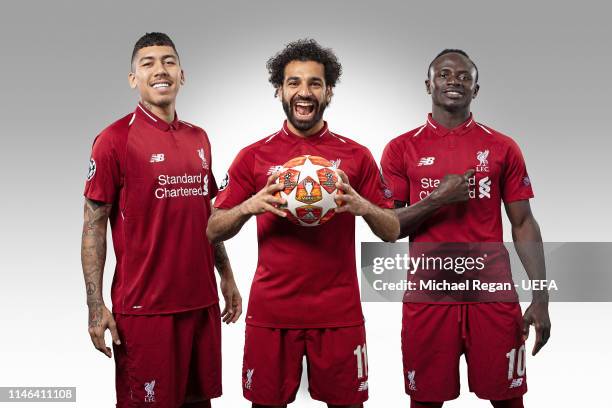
[242,324,369,405]
[113,304,222,407]
[402,303,527,402]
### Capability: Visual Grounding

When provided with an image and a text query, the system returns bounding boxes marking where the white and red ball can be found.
[274,155,343,226]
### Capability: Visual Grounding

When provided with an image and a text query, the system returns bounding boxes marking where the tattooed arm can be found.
[213,242,242,324]
[81,198,120,357]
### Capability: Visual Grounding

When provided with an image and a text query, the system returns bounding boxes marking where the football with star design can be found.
[274,155,343,226]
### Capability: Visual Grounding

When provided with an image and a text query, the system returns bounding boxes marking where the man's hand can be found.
[334,169,372,216]
[522,301,551,355]
[239,173,286,217]
[220,277,243,324]
[430,169,475,205]
[87,301,120,358]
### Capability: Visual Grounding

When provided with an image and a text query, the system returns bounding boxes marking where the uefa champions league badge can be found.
[86,158,96,181]
[219,173,229,191]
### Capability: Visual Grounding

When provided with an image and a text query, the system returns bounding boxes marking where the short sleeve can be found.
[356,148,394,209]
[83,134,121,204]
[214,148,256,209]
[501,139,534,203]
[203,132,219,200]
[380,140,410,203]
[209,172,219,199]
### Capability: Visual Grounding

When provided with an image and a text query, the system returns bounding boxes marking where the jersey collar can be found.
[280,120,330,143]
[426,113,475,137]
[135,103,180,131]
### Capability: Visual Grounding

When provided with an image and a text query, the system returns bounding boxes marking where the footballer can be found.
[207,39,399,408]
[381,49,551,408]
[80,32,242,407]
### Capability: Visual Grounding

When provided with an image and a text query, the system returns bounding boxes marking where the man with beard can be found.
[207,39,399,408]
[81,32,242,407]
[381,49,551,408]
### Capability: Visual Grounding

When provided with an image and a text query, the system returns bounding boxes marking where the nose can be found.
[153,60,169,77]
[446,73,459,86]
[297,83,312,97]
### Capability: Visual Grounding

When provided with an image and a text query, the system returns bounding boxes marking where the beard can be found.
[282,95,328,132]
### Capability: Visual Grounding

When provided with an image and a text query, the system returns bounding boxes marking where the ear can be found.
[128,71,137,89]
[180,69,185,85]
[472,83,480,99]
[425,79,432,95]
[326,85,333,103]
[275,86,282,99]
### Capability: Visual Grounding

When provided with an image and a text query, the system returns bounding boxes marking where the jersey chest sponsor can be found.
[409,147,500,202]
[125,133,211,203]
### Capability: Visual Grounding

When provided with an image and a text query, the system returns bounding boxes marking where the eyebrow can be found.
[438,67,472,74]
[286,76,324,82]
[138,54,177,63]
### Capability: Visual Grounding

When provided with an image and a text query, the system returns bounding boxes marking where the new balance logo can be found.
[150,153,165,163]
[478,177,491,198]
[418,157,435,166]
[358,381,368,391]
[267,165,283,175]
[244,368,254,390]
[510,378,524,388]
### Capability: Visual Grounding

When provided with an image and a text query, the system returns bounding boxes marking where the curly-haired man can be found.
[207,39,399,408]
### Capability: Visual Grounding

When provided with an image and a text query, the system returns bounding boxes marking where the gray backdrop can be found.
[0,1,609,407]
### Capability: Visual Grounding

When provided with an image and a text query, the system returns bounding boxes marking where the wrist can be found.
[220,271,235,281]
[87,298,104,307]
[237,200,251,216]
[531,290,549,303]
[425,191,445,209]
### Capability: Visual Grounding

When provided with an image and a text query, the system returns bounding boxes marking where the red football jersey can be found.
[84,103,219,314]
[381,114,534,302]
[215,121,393,328]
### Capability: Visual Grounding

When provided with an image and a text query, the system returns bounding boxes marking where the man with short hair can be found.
[381,49,551,408]
[81,32,242,407]
[207,39,399,408]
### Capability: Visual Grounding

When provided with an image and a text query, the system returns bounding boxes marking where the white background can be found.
[0,0,610,407]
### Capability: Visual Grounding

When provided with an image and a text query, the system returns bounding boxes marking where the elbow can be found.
[206,222,222,244]
[380,222,400,243]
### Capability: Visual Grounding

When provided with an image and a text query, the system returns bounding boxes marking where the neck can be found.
[142,100,175,124]
[287,119,324,138]
[431,105,471,129]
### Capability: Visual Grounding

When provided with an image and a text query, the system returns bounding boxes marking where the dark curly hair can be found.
[266,39,342,93]
[131,32,179,68]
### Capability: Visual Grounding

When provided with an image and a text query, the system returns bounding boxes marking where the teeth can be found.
[152,83,170,88]
[296,102,313,106]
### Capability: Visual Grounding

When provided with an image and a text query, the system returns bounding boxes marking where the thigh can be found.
[465,303,528,400]
[306,325,369,406]
[242,326,305,406]
[402,303,463,402]
[185,304,222,403]
[113,313,180,408]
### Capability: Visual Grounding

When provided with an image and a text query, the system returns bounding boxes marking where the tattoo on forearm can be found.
[213,242,230,274]
[81,199,111,325]
[88,300,103,328]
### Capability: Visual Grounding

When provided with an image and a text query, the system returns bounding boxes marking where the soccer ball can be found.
[274,155,343,226]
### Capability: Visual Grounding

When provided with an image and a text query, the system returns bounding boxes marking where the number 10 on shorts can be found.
[354,344,368,379]
[506,345,526,380]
